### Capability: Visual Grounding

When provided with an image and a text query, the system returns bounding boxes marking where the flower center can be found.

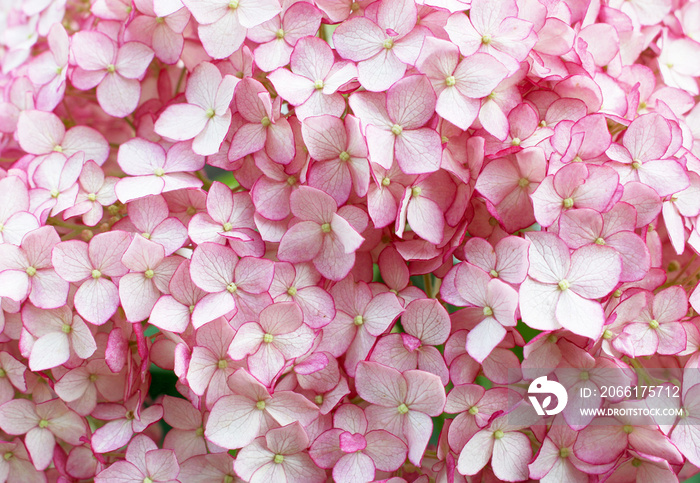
[562,197,574,208]
[223,222,233,232]
[511,137,521,146]
[579,371,589,381]
[445,75,456,86]
[411,186,422,197]
[481,34,492,45]
[274,454,285,464]
[0,369,6,378]
[196,427,204,436]
[623,425,634,434]
[256,400,266,410]
[25,266,37,277]
[125,410,135,420]
[493,429,504,439]
[3,452,13,461]
[560,447,571,458]
[594,237,605,245]
[558,279,570,291]
[61,324,72,334]
[321,223,331,233]
[154,167,165,177]
[649,319,659,329]
[518,178,529,188]
[383,38,394,49]
[315,395,323,404]
[144,269,155,279]
[602,329,613,340]
[218,359,228,369]
[483,306,493,316]
[263,333,274,343]
[354,315,364,326]
[226,283,237,293]
[489,269,499,278]
[89,374,98,382]
[87,193,97,201]
[38,419,49,428]
[107,64,116,73]
[631,159,642,169]
[397,403,409,414]
[287,286,297,296]
[468,406,479,415]
[189,305,195,313]
[381,177,391,186]
[261,116,271,127]
[144,478,153,483]
[631,458,642,468]
[339,151,350,162]
[205,108,215,119]
[275,29,285,39]
[391,124,403,136]
[50,189,60,198]
[92,269,102,279]
[228,0,239,9]
[314,79,324,90]
[141,232,151,239]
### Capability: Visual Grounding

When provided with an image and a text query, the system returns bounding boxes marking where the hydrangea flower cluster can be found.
[0,0,700,481]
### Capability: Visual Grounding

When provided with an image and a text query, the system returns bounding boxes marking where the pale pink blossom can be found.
[16,110,109,165]
[277,186,365,281]
[355,362,445,466]
[0,226,68,309]
[0,398,86,470]
[205,368,319,450]
[71,31,154,117]
[113,194,188,256]
[349,75,442,174]
[235,422,325,483]
[333,0,427,91]
[269,37,358,121]
[415,37,508,130]
[301,114,369,206]
[90,393,164,454]
[181,0,281,59]
[155,62,238,156]
[51,231,131,325]
[116,139,205,203]
[310,404,407,483]
[519,232,622,339]
[63,160,119,227]
[228,302,315,386]
[248,2,323,72]
[318,276,404,375]
[189,242,274,327]
[0,175,39,246]
[95,434,180,483]
[188,181,263,257]
[126,0,191,64]
[370,299,450,383]
[227,77,295,164]
[21,304,96,371]
[269,262,335,329]
[119,234,181,322]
